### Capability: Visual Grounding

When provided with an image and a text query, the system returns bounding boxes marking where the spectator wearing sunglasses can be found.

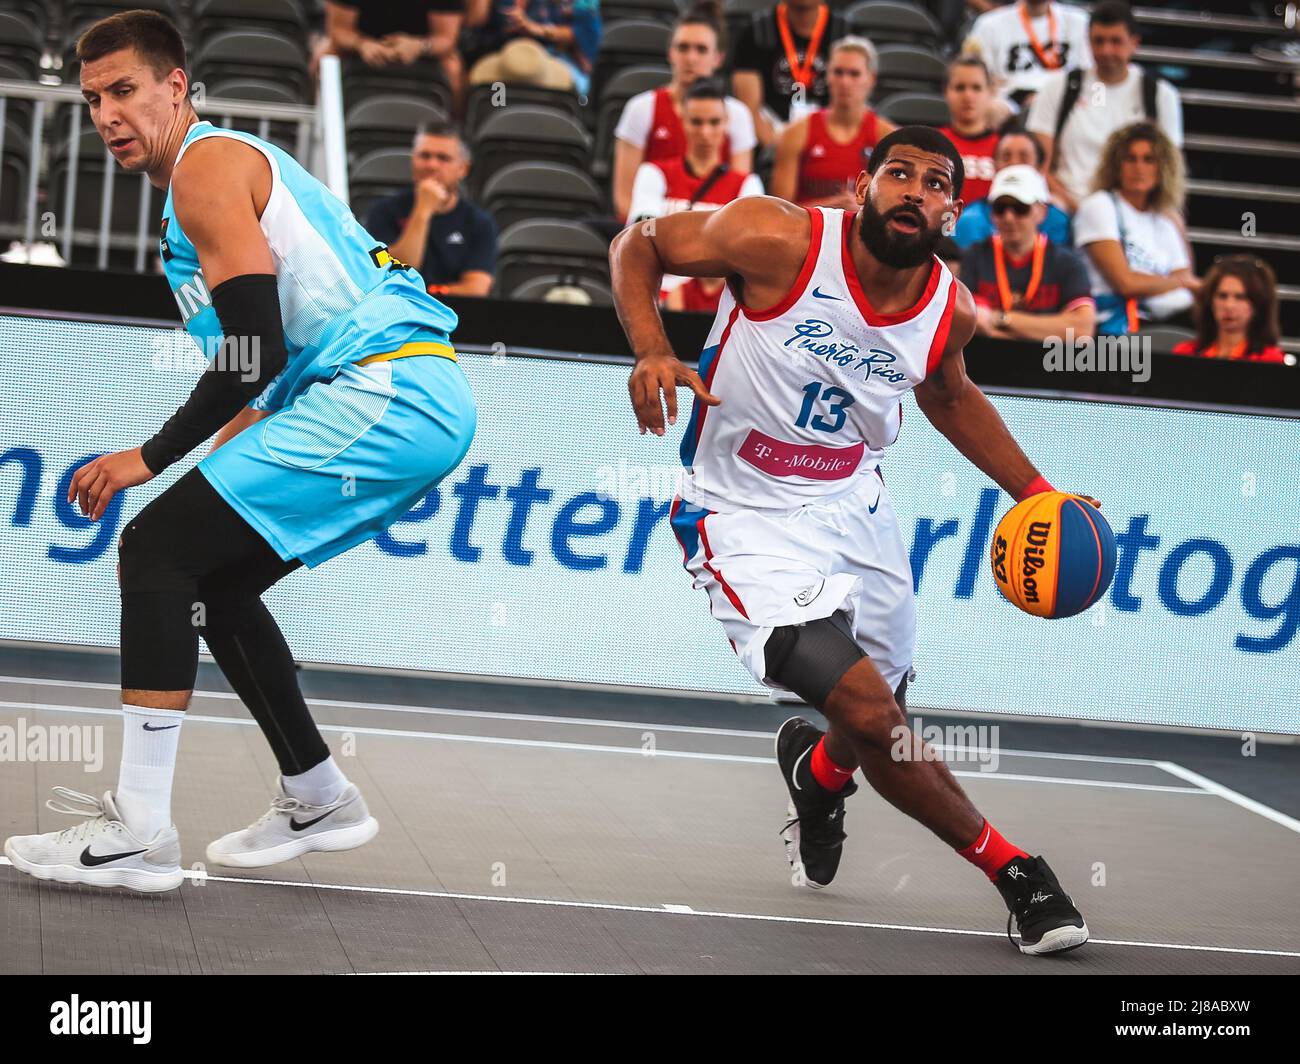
[962,164,1095,341]
[952,128,1070,249]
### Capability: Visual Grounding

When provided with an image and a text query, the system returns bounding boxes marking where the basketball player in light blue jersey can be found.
[4,11,475,892]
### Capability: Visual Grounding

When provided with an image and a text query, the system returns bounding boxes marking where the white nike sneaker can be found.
[205,779,379,869]
[3,787,184,893]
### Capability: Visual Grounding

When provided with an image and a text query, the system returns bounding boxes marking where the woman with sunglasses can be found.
[612,1,756,222]
[1074,121,1199,335]
[1172,256,1288,364]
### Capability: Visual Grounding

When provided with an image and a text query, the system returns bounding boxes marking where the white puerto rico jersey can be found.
[678,205,958,513]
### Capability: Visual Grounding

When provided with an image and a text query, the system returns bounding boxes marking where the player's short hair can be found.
[76,9,187,80]
[414,121,470,161]
[867,125,965,199]
[683,78,728,105]
[1091,1,1138,35]
[830,35,879,75]
[946,54,991,88]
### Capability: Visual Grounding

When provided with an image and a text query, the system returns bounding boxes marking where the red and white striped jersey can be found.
[678,205,959,513]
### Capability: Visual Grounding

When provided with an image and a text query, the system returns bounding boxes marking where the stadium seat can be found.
[495,218,611,295]
[509,273,615,306]
[349,146,414,221]
[1138,325,1197,355]
[346,93,447,161]
[591,64,671,181]
[480,161,605,232]
[0,11,43,72]
[875,44,948,97]
[0,119,30,231]
[463,82,584,143]
[591,20,674,107]
[192,28,310,104]
[469,107,591,199]
[193,0,308,39]
[845,1,946,52]
[48,124,167,266]
[876,91,950,128]
[339,56,452,122]
[600,0,683,28]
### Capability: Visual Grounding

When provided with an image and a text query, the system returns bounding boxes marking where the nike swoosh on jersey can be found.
[811,286,843,300]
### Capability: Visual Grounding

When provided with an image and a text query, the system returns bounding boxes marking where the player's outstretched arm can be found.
[913,283,1055,501]
[609,196,808,436]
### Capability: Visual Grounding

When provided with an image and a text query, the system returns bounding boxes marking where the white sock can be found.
[282,755,348,807]
[115,704,184,840]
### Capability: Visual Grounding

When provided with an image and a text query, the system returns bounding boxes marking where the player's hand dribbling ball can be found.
[990,492,1116,618]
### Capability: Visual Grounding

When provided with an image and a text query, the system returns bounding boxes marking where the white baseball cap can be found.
[988,165,1049,206]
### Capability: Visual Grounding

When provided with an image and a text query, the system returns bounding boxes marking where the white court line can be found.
[0,674,776,740]
[2,857,1292,960]
[1155,760,1300,836]
[0,699,1208,795]
[0,675,1193,767]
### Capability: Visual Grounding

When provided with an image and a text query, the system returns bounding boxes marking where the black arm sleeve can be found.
[140,273,289,475]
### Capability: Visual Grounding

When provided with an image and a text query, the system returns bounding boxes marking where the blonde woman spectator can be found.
[1074,121,1198,336]
[770,37,895,210]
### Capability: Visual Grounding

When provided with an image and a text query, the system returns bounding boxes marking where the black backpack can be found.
[1052,65,1161,144]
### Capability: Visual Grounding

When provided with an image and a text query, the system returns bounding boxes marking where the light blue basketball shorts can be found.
[198,348,475,569]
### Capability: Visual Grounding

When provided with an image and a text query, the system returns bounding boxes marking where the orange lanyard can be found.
[777,3,829,88]
[1208,339,1249,360]
[1019,1,1062,70]
[992,233,1046,312]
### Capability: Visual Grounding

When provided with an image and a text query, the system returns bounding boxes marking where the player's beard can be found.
[857,199,942,270]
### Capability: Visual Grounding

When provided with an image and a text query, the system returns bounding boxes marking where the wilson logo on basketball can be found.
[1020,520,1052,604]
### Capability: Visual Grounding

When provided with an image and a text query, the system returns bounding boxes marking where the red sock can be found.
[958,820,1029,881]
[810,737,855,792]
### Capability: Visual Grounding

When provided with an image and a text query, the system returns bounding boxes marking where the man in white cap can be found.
[960,163,1095,341]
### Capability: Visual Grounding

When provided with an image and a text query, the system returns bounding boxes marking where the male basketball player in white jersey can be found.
[4,11,474,892]
[610,125,1093,954]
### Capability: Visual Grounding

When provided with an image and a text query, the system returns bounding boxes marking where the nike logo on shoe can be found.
[290,809,337,832]
[80,845,147,866]
[142,722,180,731]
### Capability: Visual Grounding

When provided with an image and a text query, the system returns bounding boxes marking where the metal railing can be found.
[0,75,343,271]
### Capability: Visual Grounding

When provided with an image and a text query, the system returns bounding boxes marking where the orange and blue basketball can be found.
[990,493,1116,618]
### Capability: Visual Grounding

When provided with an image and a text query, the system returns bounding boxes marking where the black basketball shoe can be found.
[994,855,1089,955]
[775,717,858,889]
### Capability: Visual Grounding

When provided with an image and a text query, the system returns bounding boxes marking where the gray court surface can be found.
[1,646,1298,975]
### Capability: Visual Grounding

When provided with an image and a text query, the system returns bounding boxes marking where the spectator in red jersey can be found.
[612,1,755,223]
[769,37,895,209]
[939,56,999,203]
[627,80,764,309]
[962,165,1096,342]
[664,277,728,313]
[1172,256,1287,364]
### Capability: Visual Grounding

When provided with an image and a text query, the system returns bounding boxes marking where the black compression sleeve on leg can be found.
[200,588,330,777]
[140,273,289,474]
[764,611,867,709]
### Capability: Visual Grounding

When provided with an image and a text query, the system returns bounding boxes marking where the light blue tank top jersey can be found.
[159,120,458,412]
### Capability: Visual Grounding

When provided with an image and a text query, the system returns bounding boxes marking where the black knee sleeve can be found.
[764,611,867,709]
